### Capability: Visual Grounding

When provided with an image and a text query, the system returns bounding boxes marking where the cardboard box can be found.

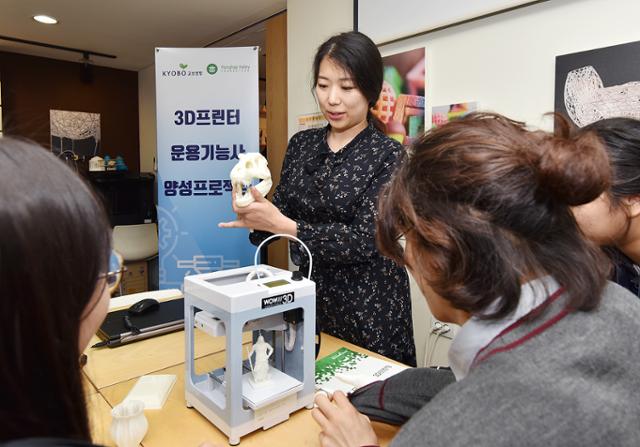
[121,260,148,295]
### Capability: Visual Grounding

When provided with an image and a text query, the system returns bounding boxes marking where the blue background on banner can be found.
[155,47,259,289]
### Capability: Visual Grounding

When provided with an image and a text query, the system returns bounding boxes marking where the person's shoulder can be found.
[370,126,405,159]
[390,377,494,446]
[392,368,595,447]
[369,126,403,151]
[284,128,325,160]
[600,280,640,315]
[289,127,326,146]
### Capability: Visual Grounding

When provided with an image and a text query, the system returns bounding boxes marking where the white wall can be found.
[138,64,156,173]
[380,0,640,130]
[359,0,533,44]
[286,0,352,137]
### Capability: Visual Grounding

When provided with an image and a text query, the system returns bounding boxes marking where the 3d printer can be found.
[183,253,315,445]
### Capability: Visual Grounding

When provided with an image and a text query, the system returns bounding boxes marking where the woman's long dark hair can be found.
[377,113,611,320]
[577,117,640,205]
[0,138,111,441]
[312,31,385,130]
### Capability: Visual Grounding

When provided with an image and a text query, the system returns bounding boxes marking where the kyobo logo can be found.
[161,63,203,77]
[207,63,218,75]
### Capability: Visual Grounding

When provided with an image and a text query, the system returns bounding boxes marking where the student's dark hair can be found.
[0,138,111,441]
[577,117,640,206]
[377,113,611,320]
[312,31,384,130]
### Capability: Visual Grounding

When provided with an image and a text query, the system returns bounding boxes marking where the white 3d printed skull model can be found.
[229,153,273,207]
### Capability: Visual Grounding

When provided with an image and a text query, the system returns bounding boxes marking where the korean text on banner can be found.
[155,47,259,289]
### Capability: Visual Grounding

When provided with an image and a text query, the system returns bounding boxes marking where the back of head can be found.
[578,117,640,204]
[0,138,110,441]
[312,31,383,110]
[377,113,611,319]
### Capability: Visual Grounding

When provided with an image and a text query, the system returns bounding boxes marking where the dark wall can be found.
[0,51,140,172]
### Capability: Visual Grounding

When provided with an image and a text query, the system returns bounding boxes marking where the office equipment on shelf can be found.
[89,172,156,226]
[183,264,316,445]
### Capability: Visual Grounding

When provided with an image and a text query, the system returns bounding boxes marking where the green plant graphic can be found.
[315,348,366,384]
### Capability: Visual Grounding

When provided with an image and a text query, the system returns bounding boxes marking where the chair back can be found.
[112,223,158,262]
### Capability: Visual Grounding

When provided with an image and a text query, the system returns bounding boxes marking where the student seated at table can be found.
[0,138,113,446]
[312,113,640,446]
[572,117,640,298]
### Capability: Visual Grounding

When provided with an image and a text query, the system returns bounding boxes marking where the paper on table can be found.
[123,374,177,410]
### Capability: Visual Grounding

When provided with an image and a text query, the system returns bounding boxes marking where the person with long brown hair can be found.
[0,138,112,445]
[312,113,640,446]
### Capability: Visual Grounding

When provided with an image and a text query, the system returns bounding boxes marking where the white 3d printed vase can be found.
[110,400,148,447]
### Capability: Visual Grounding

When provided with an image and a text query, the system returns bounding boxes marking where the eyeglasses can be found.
[100,266,127,288]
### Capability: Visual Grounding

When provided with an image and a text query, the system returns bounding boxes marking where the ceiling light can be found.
[33,15,58,25]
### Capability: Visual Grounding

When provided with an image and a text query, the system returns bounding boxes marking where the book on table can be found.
[315,347,408,396]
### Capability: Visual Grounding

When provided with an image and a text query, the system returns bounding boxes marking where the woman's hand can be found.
[312,391,380,447]
[218,187,297,235]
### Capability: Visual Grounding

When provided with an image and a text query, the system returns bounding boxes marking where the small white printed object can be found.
[249,335,274,384]
[110,400,148,447]
[229,153,272,207]
[123,374,177,410]
[89,156,105,172]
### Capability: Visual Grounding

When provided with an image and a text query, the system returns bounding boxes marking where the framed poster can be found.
[555,40,640,128]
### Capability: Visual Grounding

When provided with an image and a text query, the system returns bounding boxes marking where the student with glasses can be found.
[0,137,112,445]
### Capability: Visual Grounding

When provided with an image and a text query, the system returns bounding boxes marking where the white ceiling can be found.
[0,0,285,71]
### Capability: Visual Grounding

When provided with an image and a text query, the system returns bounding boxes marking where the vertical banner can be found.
[155,47,259,289]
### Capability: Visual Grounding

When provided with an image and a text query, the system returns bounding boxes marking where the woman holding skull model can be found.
[219,31,416,366]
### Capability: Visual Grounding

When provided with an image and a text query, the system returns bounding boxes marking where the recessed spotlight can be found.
[33,15,58,25]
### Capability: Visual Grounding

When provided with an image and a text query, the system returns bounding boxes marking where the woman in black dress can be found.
[219,31,415,365]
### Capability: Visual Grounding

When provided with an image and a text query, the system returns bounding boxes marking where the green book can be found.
[315,347,407,395]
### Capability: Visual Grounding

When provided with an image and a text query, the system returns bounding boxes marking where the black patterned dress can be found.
[251,123,416,365]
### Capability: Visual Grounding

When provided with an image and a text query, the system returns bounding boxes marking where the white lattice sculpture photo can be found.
[229,153,273,207]
[564,65,640,127]
[49,109,101,157]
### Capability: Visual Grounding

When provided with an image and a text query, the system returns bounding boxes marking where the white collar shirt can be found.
[448,276,561,381]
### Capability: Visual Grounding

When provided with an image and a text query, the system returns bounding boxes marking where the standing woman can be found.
[220,31,416,365]
[572,117,640,297]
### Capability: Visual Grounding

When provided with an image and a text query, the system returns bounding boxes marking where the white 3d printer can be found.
[183,236,315,445]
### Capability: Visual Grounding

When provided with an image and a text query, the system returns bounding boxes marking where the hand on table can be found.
[312,391,380,447]
[218,187,296,235]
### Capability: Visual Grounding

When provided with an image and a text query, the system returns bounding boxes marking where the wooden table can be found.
[84,331,400,446]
